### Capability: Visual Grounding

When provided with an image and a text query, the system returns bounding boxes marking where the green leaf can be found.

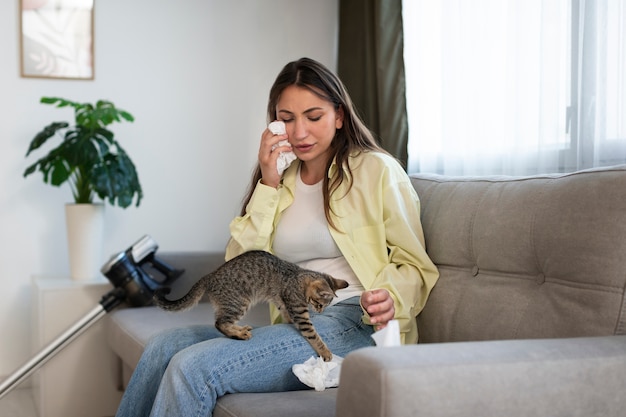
[41,97,66,106]
[49,160,70,186]
[75,103,95,128]
[91,150,143,208]
[23,162,38,178]
[25,122,69,156]
[119,110,134,122]
[94,127,114,143]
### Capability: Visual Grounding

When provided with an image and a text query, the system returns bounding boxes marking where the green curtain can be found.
[338,0,409,167]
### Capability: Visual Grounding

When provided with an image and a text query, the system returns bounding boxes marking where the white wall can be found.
[0,0,338,376]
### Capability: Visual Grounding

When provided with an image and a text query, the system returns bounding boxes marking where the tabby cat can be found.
[153,250,349,361]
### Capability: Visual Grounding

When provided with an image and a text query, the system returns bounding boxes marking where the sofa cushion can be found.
[412,165,626,342]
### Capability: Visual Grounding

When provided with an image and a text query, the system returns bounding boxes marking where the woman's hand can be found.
[361,289,395,330]
[258,127,292,188]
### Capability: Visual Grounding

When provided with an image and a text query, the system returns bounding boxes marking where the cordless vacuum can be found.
[0,235,184,400]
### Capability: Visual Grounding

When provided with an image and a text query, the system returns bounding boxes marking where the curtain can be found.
[403,0,626,176]
[338,0,409,166]
[571,0,626,169]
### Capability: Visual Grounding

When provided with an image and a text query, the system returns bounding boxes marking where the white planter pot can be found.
[65,203,105,281]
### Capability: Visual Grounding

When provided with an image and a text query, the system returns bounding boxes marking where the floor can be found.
[0,387,37,417]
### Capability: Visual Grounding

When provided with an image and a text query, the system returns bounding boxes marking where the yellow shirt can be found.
[225,151,439,344]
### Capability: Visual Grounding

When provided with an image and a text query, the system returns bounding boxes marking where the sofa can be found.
[106,165,626,417]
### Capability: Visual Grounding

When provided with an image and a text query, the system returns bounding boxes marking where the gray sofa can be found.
[106,165,626,417]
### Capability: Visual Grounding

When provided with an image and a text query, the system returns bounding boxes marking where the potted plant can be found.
[24,97,143,280]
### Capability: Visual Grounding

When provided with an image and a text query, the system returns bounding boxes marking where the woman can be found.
[115,57,438,417]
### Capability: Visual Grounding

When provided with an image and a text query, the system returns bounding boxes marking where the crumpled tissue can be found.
[291,321,401,392]
[268,120,297,175]
[371,319,401,347]
[292,355,344,392]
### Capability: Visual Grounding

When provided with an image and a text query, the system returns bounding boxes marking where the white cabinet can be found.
[32,277,123,417]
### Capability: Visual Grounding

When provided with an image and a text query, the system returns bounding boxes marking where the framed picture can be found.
[20,0,94,80]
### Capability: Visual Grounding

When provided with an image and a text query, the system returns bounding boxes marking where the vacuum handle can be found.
[146,255,185,285]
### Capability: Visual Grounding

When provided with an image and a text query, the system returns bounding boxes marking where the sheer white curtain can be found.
[403,0,626,175]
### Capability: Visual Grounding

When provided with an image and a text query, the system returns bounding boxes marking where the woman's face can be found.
[275,85,343,169]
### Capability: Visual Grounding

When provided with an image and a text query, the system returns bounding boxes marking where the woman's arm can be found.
[338,154,438,343]
[225,182,281,260]
[373,173,439,341]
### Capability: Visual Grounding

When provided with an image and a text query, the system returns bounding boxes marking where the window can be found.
[403,0,626,175]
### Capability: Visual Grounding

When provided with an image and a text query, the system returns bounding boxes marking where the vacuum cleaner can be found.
[0,235,184,401]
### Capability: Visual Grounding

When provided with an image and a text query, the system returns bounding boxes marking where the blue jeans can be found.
[115,297,375,417]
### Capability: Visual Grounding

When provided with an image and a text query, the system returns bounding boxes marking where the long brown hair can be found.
[240,57,387,229]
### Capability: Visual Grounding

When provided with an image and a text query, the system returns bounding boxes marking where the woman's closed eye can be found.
[281,115,322,123]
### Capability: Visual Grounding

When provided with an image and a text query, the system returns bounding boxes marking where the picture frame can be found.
[20,0,94,80]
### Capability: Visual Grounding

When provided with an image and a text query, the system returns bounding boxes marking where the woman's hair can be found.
[240,57,387,228]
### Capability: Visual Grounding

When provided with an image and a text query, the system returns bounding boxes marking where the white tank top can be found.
[273,171,364,303]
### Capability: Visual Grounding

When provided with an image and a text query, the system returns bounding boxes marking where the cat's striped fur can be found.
[153,250,349,361]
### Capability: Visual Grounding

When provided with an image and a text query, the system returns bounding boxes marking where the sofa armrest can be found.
[337,336,626,417]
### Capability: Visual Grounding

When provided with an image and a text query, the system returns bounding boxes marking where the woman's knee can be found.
[164,349,199,385]
[143,325,221,363]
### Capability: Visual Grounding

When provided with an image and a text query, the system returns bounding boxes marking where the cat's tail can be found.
[153,277,206,312]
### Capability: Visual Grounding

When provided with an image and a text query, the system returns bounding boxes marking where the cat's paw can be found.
[320,349,333,362]
[217,323,253,340]
[239,325,253,340]
[231,325,253,340]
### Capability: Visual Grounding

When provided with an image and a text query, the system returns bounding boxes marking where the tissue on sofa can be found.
[292,355,344,392]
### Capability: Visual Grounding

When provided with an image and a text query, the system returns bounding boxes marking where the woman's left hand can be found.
[361,289,395,330]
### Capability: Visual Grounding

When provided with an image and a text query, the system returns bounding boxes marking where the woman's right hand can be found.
[258,126,291,188]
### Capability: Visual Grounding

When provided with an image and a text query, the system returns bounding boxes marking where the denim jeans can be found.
[115,297,374,417]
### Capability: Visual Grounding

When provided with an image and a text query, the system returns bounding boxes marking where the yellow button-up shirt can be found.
[225,151,439,344]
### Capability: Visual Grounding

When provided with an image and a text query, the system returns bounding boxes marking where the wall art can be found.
[20,0,94,79]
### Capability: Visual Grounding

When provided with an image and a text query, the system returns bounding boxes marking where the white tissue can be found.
[371,320,401,347]
[268,120,286,135]
[291,322,400,392]
[292,355,344,392]
[268,121,297,175]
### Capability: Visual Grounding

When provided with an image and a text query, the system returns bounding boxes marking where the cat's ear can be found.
[306,280,335,300]
[317,288,335,299]
[330,277,349,290]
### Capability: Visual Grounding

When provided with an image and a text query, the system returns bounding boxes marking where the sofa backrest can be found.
[411,165,626,343]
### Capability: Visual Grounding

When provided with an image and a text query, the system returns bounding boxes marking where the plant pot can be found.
[65,203,104,281]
